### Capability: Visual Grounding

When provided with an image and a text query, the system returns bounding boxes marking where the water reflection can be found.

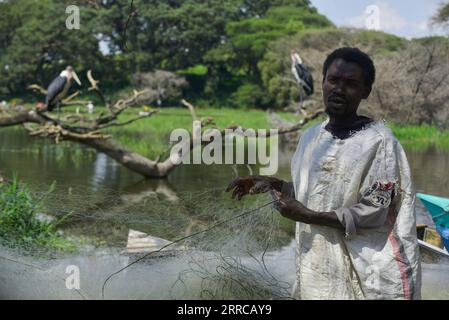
[408,146,449,197]
[92,153,114,188]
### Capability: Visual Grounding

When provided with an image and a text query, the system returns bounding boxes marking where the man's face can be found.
[322,58,371,117]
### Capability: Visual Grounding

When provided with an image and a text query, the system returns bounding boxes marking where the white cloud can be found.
[418,21,429,31]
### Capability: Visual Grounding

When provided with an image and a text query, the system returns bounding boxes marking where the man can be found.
[226,47,421,300]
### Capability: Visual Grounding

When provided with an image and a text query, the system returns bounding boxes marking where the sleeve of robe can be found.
[333,134,399,238]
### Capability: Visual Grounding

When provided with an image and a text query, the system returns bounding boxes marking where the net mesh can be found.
[0,179,296,300]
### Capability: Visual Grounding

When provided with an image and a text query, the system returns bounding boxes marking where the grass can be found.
[388,123,449,150]
[102,108,449,155]
[6,103,449,154]
[0,177,76,253]
[37,105,303,158]
[110,108,272,157]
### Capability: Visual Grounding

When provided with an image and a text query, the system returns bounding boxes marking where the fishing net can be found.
[0,175,296,300]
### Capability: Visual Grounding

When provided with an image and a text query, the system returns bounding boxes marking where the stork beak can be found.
[72,71,82,86]
[290,50,296,63]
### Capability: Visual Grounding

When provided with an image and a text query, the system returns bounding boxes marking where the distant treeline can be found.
[0,0,331,108]
[1,0,449,127]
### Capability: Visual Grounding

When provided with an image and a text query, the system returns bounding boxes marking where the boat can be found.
[416,193,449,262]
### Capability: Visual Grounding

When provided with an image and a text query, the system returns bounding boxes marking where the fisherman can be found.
[226,47,421,300]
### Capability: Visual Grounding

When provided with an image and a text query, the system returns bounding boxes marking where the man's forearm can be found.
[306,210,345,230]
[270,182,343,230]
[281,202,344,230]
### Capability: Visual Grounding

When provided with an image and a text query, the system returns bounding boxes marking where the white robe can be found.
[291,119,421,300]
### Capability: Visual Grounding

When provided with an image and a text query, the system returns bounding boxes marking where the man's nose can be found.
[333,81,345,93]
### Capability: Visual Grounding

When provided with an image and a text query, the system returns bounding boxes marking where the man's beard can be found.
[325,104,347,117]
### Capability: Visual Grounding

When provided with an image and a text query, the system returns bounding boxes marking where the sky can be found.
[309,0,448,39]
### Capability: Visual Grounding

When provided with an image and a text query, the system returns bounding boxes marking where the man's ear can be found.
[362,86,372,99]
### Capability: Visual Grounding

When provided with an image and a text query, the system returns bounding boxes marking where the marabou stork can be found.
[290,50,314,104]
[45,66,81,113]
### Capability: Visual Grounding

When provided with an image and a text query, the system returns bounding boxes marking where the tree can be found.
[371,39,449,127]
[85,0,330,107]
[90,0,246,72]
[130,70,189,105]
[203,4,332,108]
[224,6,330,74]
[0,0,104,95]
[432,2,449,28]
[258,28,407,110]
[240,0,313,16]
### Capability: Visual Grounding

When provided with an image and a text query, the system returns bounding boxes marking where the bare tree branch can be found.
[96,110,158,129]
[62,91,82,103]
[123,0,138,51]
[87,69,111,114]
[27,84,47,95]
[181,99,198,121]
[0,110,46,127]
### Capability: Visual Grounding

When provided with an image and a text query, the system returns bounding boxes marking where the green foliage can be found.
[1,0,444,115]
[230,83,269,108]
[88,106,298,158]
[203,4,332,108]
[177,64,208,76]
[353,30,408,53]
[258,28,409,108]
[0,0,331,107]
[0,0,105,95]
[225,7,307,73]
[103,109,449,155]
[96,0,246,71]
[0,177,75,252]
[388,123,449,150]
[412,35,449,47]
[432,2,449,26]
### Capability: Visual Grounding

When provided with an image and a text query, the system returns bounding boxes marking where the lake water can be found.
[0,127,448,299]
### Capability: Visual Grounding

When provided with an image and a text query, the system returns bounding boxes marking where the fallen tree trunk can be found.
[0,110,46,127]
[76,138,177,178]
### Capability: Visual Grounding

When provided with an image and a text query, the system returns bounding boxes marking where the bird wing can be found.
[293,63,314,96]
[45,76,67,109]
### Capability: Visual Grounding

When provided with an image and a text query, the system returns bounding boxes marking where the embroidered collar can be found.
[323,116,375,140]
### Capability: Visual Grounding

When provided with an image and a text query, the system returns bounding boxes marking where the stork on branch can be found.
[45,66,82,117]
[290,50,314,112]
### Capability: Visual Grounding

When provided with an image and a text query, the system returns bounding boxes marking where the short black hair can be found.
[322,47,376,88]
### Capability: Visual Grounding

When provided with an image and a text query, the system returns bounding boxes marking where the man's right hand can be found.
[225,176,284,200]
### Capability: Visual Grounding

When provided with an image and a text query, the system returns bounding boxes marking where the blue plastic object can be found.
[416,193,449,228]
[436,225,449,252]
